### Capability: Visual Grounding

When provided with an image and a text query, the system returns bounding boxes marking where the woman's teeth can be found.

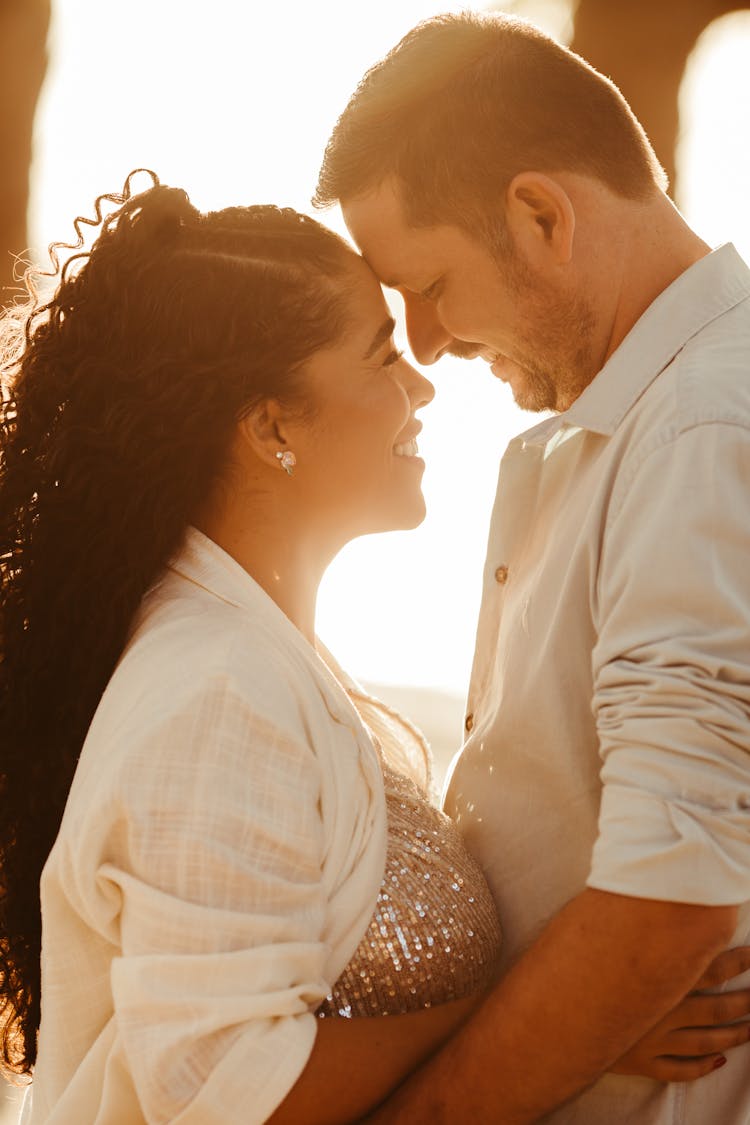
[394,439,419,458]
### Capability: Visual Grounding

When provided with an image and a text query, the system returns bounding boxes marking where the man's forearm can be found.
[365,888,737,1124]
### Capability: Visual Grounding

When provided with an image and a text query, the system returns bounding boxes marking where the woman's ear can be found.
[505,172,576,266]
[236,398,294,473]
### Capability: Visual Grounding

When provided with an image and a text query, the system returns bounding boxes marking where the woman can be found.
[1,174,748,1124]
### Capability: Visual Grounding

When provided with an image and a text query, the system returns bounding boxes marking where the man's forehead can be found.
[343,200,434,289]
[342,180,412,246]
[360,253,411,292]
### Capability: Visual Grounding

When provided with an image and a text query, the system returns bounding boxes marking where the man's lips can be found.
[490,355,529,385]
[490,360,507,381]
[439,342,518,383]
[475,347,511,381]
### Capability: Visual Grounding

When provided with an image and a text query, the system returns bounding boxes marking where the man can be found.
[314,12,750,1123]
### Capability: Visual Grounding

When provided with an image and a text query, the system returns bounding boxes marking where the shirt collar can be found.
[168,526,276,615]
[167,527,323,673]
[521,243,750,447]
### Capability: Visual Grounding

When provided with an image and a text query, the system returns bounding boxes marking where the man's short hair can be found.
[314,12,667,233]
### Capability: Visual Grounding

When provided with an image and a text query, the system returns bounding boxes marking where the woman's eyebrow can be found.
[363,316,397,360]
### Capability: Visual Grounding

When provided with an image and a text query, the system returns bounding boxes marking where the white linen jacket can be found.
[25,528,429,1125]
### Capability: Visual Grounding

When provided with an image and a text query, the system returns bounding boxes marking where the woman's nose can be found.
[402,292,454,366]
[402,360,435,409]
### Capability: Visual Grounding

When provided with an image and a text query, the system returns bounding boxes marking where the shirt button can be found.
[494,564,509,585]
[465,713,474,733]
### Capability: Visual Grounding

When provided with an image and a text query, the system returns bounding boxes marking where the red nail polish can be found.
[713,1056,727,1070]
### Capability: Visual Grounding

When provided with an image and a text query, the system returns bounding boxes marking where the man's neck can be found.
[603,193,711,365]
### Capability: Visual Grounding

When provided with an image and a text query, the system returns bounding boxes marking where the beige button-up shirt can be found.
[25,530,406,1125]
[445,244,750,1124]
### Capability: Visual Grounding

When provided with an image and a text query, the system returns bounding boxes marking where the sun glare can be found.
[28,0,750,702]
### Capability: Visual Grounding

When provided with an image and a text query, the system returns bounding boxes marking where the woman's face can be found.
[290,257,435,540]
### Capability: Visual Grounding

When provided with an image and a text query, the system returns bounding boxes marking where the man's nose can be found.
[402,293,455,366]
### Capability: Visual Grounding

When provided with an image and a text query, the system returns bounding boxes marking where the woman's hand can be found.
[612,946,750,1081]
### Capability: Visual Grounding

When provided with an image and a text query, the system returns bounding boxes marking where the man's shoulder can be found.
[639,293,750,437]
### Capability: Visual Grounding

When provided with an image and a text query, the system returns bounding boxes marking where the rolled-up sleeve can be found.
[589,419,750,904]
[97,674,329,1124]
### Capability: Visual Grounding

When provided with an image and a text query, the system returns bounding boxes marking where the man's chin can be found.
[490,358,555,413]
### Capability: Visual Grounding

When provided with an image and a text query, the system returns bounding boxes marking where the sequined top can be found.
[316,747,502,1019]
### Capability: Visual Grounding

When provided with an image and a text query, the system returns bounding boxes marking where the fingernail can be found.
[713,1056,727,1070]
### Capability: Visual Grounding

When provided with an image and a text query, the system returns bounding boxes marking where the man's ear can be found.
[505,172,575,266]
[236,398,294,472]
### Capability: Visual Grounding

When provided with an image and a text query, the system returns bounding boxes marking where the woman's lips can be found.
[393,438,420,458]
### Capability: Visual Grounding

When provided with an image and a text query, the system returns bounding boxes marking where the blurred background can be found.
[1,0,749,1110]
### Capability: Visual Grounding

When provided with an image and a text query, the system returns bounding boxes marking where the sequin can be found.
[316,757,502,1019]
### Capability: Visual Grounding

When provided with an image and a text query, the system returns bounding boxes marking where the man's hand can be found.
[613,946,750,1081]
[363,889,738,1124]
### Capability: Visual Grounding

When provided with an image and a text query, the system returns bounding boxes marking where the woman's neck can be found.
[195,501,337,647]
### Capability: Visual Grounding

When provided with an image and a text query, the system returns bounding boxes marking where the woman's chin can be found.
[345,493,427,539]
[402,497,428,530]
[377,494,428,534]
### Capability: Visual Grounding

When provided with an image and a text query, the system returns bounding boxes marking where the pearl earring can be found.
[275,450,296,476]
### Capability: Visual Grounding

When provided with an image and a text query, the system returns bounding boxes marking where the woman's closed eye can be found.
[382,347,405,368]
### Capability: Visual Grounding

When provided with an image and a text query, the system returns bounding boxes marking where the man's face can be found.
[342,177,597,413]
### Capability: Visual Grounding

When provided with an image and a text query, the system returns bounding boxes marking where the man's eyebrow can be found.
[363,316,397,360]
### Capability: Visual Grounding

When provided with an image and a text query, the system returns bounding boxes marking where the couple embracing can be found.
[2,12,749,1125]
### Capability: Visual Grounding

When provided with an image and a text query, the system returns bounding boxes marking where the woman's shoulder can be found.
[128,561,315,693]
[61,579,373,848]
[81,568,351,788]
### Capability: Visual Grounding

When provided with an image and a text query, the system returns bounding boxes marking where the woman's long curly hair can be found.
[0,170,356,1074]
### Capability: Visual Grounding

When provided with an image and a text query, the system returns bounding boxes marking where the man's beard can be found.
[446,237,599,413]
[512,297,597,414]
[505,246,599,412]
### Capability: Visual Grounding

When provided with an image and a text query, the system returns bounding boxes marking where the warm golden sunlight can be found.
[1,2,749,1121]
[24,1,750,742]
